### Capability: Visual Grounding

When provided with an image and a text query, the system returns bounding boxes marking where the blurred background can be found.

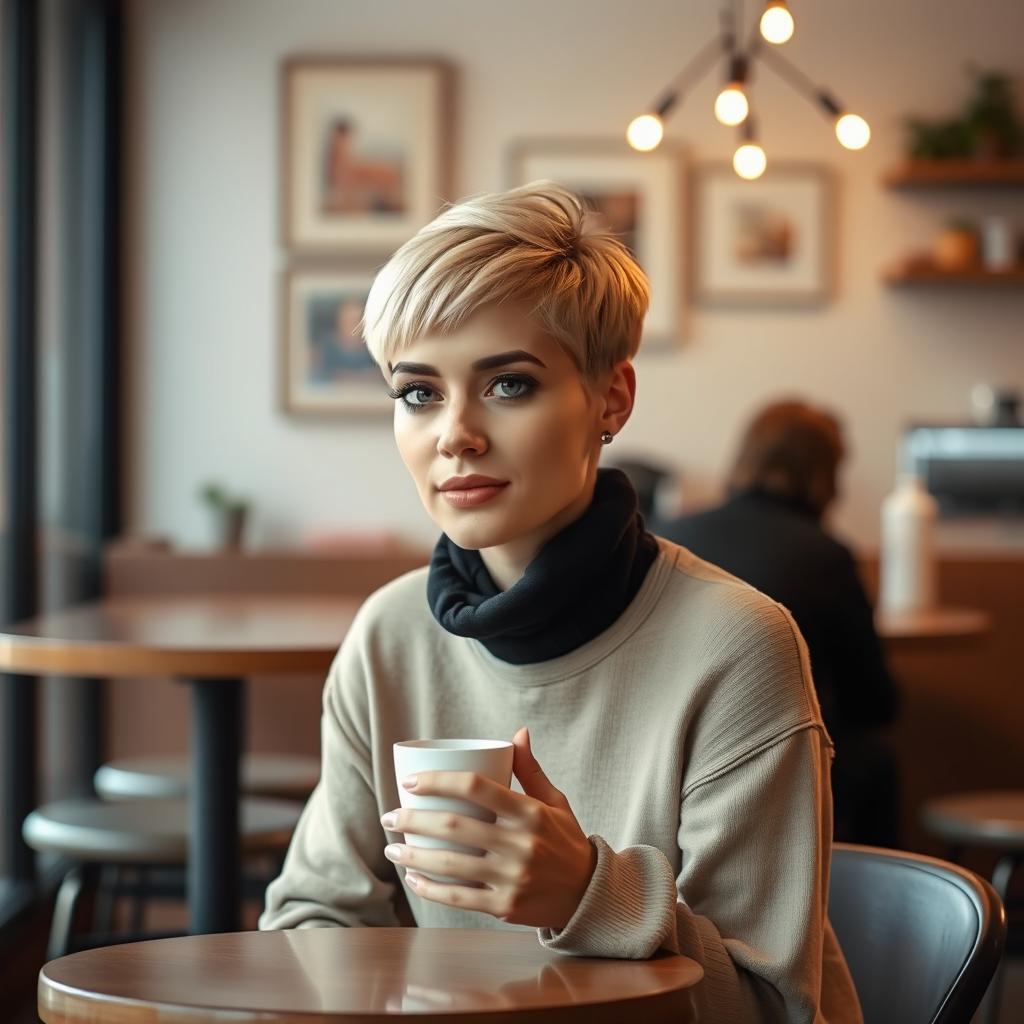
[2,0,1023,1020]
[117,0,1024,549]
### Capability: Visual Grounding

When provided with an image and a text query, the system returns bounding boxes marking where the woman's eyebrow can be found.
[388,360,439,377]
[388,350,547,377]
[472,350,546,372]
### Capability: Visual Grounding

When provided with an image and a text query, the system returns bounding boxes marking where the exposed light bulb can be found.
[760,1,795,45]
[835,113,871,149]
[714,86,749,127]
[627,114,664,152]
[733,143,767,179]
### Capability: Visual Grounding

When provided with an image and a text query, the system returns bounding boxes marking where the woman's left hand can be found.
[380,727,597,930]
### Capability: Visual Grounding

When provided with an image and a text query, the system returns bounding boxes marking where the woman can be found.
[260,183,861,1023]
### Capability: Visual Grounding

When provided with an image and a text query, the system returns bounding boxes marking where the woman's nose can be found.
[436,403,488,459]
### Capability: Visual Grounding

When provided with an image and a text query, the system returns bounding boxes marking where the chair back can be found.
[829,843,1006,1024]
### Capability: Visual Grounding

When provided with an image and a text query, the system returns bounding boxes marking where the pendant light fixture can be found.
[755,46,872,150]
[627,0,870,176]
[714,54,750,126]
[733,117,767,179]
[759,0,795,45]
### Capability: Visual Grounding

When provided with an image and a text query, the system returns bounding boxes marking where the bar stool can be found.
[95,753,321,802]
[921,790,1024,1024]
[23,796,301,960]
[92,754,318,937]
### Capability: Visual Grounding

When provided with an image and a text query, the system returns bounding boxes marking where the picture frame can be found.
[507,139,687,345]
[280,268,389,415]
[281,57,454,252]
[692,163,835,306]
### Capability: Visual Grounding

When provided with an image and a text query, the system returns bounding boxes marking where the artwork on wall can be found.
[693,164,834,306]
[282,57,453,251]
[507,140,686,345]
[281,269,388,415]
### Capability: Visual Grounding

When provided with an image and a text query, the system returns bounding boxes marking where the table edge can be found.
[0,635,338,676]
[37,931,704,1023]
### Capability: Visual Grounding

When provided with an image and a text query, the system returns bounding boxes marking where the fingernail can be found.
[384,844,402,862]
[401,774,418,790]
[405,871,419,888]
[380,812,397,829]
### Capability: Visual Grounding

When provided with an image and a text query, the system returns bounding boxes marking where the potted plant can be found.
[198,482,249,550]
[964,68,1022,160]
[905,116,973,160]
[934,218,980,271]
[933,218,980,271]
[903,66,1022,162]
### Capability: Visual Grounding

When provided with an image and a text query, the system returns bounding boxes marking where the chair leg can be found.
[92,864,121,934]
[47,865,86,962]
[129,866,148,933]
[983,853,1020,1024]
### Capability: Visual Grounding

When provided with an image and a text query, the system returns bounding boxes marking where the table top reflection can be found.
[38,928,703,1023]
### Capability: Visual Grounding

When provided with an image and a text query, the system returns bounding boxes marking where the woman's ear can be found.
[600,361,636,436]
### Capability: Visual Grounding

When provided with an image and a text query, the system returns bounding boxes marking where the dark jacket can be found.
[654,489,899,741]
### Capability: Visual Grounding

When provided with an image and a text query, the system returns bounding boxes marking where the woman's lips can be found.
[440,483,509,508]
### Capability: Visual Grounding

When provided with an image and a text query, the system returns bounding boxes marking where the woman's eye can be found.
[403,387,436,407]
[488,376,535,400]
[387,382,439,411]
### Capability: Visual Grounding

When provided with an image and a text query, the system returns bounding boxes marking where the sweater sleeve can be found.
[259,623,403,930]
[538,725,835,1022]
[538,587,844,1022]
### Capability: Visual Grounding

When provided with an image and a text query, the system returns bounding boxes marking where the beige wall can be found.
[126,0,1024,551]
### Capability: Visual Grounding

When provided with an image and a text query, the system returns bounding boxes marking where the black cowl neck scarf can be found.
[426,468,659,664]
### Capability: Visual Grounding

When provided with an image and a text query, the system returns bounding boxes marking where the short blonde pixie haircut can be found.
[362,181,651,380]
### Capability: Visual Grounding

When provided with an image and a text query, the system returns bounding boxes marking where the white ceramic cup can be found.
[392,738,514,883]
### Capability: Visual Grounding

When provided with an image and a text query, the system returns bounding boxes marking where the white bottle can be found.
[981,216,1014,271]
[880,474,938,614]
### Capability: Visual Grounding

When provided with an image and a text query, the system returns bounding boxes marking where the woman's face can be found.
[389,305,617,559]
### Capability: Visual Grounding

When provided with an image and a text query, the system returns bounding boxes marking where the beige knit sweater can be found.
[261,538,863,1023]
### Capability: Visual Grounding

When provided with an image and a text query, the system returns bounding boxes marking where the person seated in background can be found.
[655,400,901,848]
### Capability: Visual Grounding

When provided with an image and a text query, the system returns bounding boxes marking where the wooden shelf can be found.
[884,263,1024,285]
[884,159,1024,187]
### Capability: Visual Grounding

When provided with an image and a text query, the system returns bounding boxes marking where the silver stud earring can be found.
[600,431,614,445]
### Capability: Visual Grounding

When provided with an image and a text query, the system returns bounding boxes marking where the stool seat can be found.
[23,797,301,863]
[95,754,320,802]
[921,791,1024,849]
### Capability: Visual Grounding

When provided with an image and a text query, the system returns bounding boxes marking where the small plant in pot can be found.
[934,218,980,272]
[903,66,1022,161]
[198,482,249,550]
[964,67,1022,160]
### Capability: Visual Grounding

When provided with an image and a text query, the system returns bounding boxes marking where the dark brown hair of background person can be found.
[728,400,845,519]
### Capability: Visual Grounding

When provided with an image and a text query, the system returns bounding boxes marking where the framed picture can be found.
[507,140,686,344]
[281,269,389,415]
[693,164,834,306]
[282,57,453,251]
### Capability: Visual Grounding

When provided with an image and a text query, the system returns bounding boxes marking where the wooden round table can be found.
[875,606,992,645]
[38,928,703,1023]
[0,594,360,934]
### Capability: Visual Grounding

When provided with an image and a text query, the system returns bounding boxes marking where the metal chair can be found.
[829,843,1007,1024]
[24,796,301,960]
[921,790,1024,1024]
[95,753,320,802]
